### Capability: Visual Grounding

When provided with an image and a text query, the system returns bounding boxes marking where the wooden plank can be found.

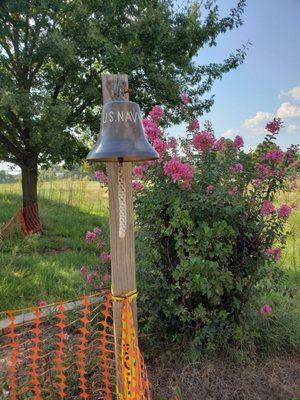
[102,74,137,388]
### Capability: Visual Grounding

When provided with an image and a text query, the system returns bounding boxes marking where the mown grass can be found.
[0,178,109,310]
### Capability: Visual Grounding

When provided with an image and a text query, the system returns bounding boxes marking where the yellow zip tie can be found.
[111,288,138,303]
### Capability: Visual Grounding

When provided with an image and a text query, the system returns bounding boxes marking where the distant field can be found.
[0,177,299,311]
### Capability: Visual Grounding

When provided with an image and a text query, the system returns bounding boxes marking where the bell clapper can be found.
[117,159,127,239]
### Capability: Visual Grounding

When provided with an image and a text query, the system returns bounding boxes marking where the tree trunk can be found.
[21,160,42,233]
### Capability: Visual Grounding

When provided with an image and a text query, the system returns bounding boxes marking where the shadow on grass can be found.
[0,193,109,311]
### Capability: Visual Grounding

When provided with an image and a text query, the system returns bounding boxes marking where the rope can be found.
[111,289,138,303]
[118,162,127,239]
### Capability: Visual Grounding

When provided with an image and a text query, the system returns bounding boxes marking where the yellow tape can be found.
[111,288,138,303]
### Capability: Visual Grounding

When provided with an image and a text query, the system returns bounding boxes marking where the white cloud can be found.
[287,124,298,133]
[277,102,300,118]
[279,86,300,101]
[222,129,239,138]
[242,111,273,133]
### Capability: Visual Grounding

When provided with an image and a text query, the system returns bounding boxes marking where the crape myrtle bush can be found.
[93,97,298,351]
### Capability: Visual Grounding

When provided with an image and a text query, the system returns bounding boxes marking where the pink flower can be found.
[100,252,111,263]
[180,93,190,105]
[265,118,283,134]
[103,273,111,284]
[167,136,178,150]
[277,204,292,218]
[228,187,238,196]
[260,304,272,314]
[132,181,143,191]
[164,157,193,188]
[94,171,108,185]
[133,165,145,179]
[214,137,225,151]
[94,227,102,235]
[254,179,262,187]
[153,138,168,159]
[206,184,214,194]
[265,248,282,260]
[261,200,276,216]
[96,241,105,249]
[255,163,273,179]
[187,119,200,132]
[87,274,94,284]
[38,300,47,307]
[231,163,244,173]
[262,149,285,163]
[149,105,165,122]
[142,119,161,142]
[85,230,97,242]
[233,135,244,149]
[192,131,215,152]
[80,266,88,274]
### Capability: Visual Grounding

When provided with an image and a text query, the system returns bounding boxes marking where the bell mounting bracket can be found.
[106,74,128,101]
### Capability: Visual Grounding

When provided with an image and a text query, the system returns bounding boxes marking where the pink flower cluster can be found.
[142,119,161,142]
[265,118,283,134]
[80,265,111,287]
[262,149,285,163]
[260,304,272,315]
[192,131,215,152]
[85,227,103,242]
[277,204,292,218]
[206,184,214,194]
[228,187,238,196]
[94,170,108,185]
[164,157,193,188]
[260,200,276,216]
[233,135,244,149]
[100,252,111,263]
[231,163,244,173]
[265,247,282,260]
[149,105,165,122]
[180,93,190,105]
[167,136,178,150]
[214,137,225,151]
[255,163,273,179]
[153,138,168,159]
[187,119,200,132]
[132,180,143,191]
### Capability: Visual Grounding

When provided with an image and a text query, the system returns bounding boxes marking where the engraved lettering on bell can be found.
[87,100,159,162]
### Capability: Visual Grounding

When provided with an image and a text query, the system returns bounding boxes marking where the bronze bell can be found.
[87,99,159,162]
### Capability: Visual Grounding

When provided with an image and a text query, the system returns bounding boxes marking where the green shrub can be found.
[132,105,298,352]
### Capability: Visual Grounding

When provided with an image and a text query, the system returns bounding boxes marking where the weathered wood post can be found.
[87,73,158,394]
[103,74,137,378]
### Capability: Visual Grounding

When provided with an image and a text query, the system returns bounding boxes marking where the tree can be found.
[0,0,247,231]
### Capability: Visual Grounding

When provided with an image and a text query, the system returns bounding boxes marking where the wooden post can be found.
[102,74,137,386]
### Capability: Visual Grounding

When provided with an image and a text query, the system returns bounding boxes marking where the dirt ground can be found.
[149,354,300,400]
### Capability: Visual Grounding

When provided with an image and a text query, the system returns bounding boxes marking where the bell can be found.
[87,99,159,162]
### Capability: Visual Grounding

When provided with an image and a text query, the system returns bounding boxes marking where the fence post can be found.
[102,74,138,390]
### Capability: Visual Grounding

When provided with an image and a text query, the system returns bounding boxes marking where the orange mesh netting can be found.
[0,203,42,238]
[0,290,151,400]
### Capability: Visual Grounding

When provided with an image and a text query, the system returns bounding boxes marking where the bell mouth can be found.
[87,153,159,162]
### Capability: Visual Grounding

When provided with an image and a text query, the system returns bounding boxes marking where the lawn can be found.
[0,176,299,312]
[0,178,109,310]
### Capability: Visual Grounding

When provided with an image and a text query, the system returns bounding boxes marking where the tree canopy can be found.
[0,0,247,228]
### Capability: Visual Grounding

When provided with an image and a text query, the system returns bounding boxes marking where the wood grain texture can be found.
[102,74,138,385]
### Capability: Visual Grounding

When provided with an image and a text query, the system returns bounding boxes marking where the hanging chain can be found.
[118,162,127,238]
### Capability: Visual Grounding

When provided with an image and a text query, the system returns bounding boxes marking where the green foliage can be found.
[135,123,298,353]
[0,0,247,171]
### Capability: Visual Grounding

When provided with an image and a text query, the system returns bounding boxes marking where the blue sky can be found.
[172,0,300,150]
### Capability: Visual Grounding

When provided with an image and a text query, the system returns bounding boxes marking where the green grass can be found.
[0,178,109,310]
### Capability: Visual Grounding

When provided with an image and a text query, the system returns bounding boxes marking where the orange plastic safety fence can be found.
[0,290,151,400]
[19,203,42,234]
